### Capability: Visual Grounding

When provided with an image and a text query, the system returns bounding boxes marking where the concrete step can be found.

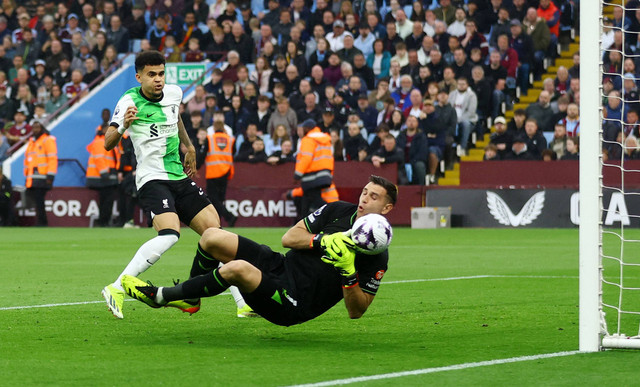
[444,169,459,179]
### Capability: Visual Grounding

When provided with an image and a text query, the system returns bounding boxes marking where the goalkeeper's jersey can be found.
[110,84,186,190]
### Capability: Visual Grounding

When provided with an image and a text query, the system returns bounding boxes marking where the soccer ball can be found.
[350,214,393,255]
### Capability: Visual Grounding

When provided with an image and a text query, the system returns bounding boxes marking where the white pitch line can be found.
[0,275,575,311]
[287,351,582,387]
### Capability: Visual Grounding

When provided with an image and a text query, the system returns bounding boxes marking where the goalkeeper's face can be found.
[357,183,393,218]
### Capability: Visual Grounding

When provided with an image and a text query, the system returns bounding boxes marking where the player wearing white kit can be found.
[100,51,252,319]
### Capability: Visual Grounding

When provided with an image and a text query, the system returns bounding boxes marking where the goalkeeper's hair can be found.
[135,50,165,73]
[369,175,397,205]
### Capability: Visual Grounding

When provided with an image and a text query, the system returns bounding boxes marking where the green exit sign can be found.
[165,63,206,85]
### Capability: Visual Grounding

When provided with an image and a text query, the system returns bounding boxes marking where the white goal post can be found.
[581,0,640,351]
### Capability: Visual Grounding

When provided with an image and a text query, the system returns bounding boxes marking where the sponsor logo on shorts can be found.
[375,270,385,280]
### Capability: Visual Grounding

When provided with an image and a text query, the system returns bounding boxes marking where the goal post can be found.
[579,0,602,353]
[582,0,640,351]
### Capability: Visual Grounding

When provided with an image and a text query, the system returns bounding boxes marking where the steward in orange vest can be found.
[24,121,57,226]
[204,121,237,227]
[294,119,334,217]
[116,131,138,227]
[86,126,120,226]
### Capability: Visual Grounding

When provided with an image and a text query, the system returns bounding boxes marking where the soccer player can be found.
[122,175,397,325]
[101,51,221,319]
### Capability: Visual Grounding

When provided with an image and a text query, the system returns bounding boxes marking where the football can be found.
[350,214,393,255]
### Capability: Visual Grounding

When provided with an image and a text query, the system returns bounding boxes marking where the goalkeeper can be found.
[122,175,397,326]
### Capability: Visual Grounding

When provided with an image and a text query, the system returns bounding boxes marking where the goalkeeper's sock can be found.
[161,269,230,302]
[113,229,179,291]
[189,242,220,278]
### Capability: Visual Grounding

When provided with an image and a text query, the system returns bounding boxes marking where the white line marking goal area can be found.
[0,275,577,311]
[287,351,582,387]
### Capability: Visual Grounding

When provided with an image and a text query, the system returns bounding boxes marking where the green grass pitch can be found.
[1,227,639,386]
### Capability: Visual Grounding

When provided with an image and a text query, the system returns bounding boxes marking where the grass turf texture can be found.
[1,227,639,386]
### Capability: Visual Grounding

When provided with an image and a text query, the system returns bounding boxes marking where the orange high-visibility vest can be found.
[205,131,235,180]
[294,127,334,187]
[24,133,58,188]
[291,183,340,203]
[117,132,133,172]
[86,134,119,183]
[537,3,559,37]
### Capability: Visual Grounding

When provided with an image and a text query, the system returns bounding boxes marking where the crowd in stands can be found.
[0,0,582,186]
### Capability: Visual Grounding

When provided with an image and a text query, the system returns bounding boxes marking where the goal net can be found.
[582,0,640,350]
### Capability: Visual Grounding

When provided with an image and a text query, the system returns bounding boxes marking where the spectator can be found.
[484,143,499,161]
[561,136,580,160]
[161,35,182,63]
[13,84,35,120]
[187,85,207,114]
[406,21,426,52]
[89,31,108,64]
[403,89,424,119]
[401,49,421,80]
[45,84,67,114]
[146,14,168,51]
[0,84,12,125]
[319,108,341,134]
[396,115,428,185]
[434,0,456,26]
[82,56,100,87]
[388,59,403,93]
[249,56,272,96]
[370,79,392,112]
[438,66,457,94]
[526,90,554,132]
[390,41,409,67]
[371,133,404,177]
[451,47,472,81]
[391,75,414,112]
[388,108,405,135]
[503,134,536,160]
[414,65,435,95]
[100,45,118,73]
[282,64,301,96]
[62,69,88,101]
[224,94,250,136]
[489,7,512,47]
[394,10,412,39]
[447,8,467,38]
[460,19,489,58]
[14,28,40,69]
[417,35,435,66]
[549,122,568,159]
[522,118,547,160]
[323,53,343,86]
[217,79,235,111]
[30,104,48,126]
[496,34,518,96]
[267,97,297,137]
[508,108,527,134]
[382,20,403,56]
[106,14,129,54]
[420,99,446,184]
[435,89,458,166]
[355,94,378,134]
[266,139,295,165]
[354,23,375,58]
[326,19,351,52]
[330,128,345,161]
[509,19,534,95]
[449,76,478,154]
[202,94,218,128]
[235,123,259,159]
[489,116,513,160]
[523,7,551,80]
[222,50,242,83]
[285,40,308,78]
[559,102,580,137]
[297,91,322,124]
[625,109,640,138]
[343,122,369,161]
[226,22,253,65]
[470,65,493,127]
[568,51,580,80]
[427,49,445,82]
[353,53,375,91]
[265,124,291,155]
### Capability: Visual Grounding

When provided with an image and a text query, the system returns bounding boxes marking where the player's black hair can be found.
[369,175,397,205]
[135,50,165,73]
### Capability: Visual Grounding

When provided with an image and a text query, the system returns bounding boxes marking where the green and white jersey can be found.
[110,84,186,190]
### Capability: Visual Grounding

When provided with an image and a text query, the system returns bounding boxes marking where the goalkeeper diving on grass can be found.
[122,175,397,325]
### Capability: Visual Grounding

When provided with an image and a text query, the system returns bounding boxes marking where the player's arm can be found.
[343,286,375,319]
[105,105,137,150]
[281,219,315,250]
[177,114,197,178]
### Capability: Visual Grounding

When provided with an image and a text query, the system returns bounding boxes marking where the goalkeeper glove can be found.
[318,232,357,277]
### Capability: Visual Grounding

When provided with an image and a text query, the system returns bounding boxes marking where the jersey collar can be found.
[138,87,163,103]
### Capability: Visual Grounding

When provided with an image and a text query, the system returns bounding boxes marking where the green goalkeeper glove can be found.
[319,232,357,278]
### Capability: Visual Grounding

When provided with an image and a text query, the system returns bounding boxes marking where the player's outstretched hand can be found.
[320,232,356,277]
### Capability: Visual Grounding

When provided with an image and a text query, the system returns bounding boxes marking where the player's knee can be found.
[200,227,223,249]
[219,260,252,283]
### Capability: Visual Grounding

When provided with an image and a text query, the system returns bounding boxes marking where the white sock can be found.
[230,286,246,309]
[156,287,166,304]
[113,231,179,291]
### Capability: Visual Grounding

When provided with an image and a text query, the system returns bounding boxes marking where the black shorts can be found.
[138,178,211,225]
[235,235,301,326]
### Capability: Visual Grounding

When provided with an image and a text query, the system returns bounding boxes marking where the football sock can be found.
[229,285,246,309]
[161,268,230,302]
[189,242,220,278]
[113,229,180,291]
